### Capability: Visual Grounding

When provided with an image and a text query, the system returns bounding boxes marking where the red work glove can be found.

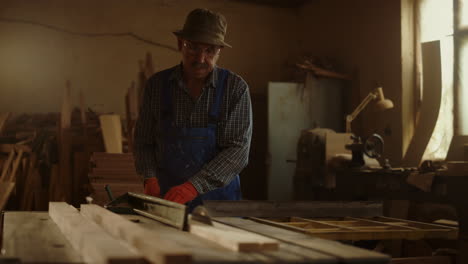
[144,177,161,197]
[164,181,198,204]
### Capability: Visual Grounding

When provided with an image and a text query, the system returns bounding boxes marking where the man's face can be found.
[178,38,222,80]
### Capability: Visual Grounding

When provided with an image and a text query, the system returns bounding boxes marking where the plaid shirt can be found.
[134,64,252,194]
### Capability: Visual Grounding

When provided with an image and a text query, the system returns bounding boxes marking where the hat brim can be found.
[173,30,232,48]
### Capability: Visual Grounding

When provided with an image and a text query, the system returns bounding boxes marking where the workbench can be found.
[1,211,390,264]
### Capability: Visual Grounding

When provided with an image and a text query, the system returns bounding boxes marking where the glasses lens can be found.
[184,41,219,57]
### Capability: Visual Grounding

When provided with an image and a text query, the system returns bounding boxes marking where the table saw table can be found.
[1,211,390,264]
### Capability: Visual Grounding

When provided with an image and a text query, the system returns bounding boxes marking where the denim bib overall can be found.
[158,68,241,210]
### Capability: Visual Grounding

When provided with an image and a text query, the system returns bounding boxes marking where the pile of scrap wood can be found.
[0,112,59,211]
[0,105,107,211]
[87,152,143,205]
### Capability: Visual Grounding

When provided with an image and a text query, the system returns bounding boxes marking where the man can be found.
[134,8,252,209]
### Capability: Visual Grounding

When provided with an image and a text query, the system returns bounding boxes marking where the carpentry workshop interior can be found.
[1,0,468,263]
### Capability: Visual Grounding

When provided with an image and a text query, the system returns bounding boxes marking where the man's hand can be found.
[164,181,198,204]
[144,177,161,197]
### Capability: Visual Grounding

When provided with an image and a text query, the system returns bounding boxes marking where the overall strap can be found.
[208,68,229,123]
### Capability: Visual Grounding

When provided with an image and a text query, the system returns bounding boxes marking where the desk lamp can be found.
[345,87,394,133]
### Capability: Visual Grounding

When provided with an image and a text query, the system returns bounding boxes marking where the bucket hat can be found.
[173,8,232,48]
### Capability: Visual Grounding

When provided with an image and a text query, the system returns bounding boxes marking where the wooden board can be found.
[215,217,390,264]
[0,182,15,211]
[49,202,145,264]
[122,214,339,264]
[80,204,191,264]
[0,112,10,134]
[0,144,31,154]
[391,256,452,264]
[203,200,383,218]
[0,150,15,181]
[99,115,123,154]
[188,218,278,252]
[2,212,83,263]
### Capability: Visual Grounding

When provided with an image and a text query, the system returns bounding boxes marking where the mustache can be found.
[192,62,209,69]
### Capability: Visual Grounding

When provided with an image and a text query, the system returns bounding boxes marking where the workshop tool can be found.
[105,191,188,230]
[345,133,384,167]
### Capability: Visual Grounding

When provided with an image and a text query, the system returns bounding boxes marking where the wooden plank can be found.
[91,152,134,161]
[0,150,15,181]
[99,115,123,154]
[2,212,83,263]
[433,219,458,227]
[91,168,138,175]
[391,256,452,264]
[80,204,192,264]
[61,81,71,129]
[19,155,37,210]
[7,149,23,181]
[188,218,278,252]
[0,112,10,134]
[203,200,383,218]
[0,182,15,211]
[49,202,145,264]
[121,214,339,264]
[0,144,31,154]
[215,217,390,264]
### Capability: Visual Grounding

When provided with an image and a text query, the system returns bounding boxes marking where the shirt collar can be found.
[169,63,218,88]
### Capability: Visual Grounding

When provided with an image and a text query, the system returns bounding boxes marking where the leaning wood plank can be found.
[0,149,15,181]
[80,204,192,264]
[7,149,24,182]
[99,115,123,154]
[0,112,11,134]
[189,218,278,252]
[0,182,15,211]
[49,202,146,264]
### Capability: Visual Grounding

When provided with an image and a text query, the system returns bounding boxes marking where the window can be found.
[419,0,454,161]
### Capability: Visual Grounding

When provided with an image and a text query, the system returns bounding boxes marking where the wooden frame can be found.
[250,216,458,241]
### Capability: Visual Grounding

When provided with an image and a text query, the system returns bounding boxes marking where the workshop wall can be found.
[0,0,300,114]
[297,0,403,164]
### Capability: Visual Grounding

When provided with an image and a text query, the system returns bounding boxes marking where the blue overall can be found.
[158,68,241,210]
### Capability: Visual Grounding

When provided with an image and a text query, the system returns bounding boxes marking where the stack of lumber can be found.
[0,112,56,211]
[0,91,107,210]
[88,152,143,205]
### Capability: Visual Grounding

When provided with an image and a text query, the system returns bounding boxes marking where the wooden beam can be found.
[2,212,83,263]
[0,182,15,211]
[188,218,278,252]
[0,112,11,134]
[203,200,383,218]
[0,149,15,181]
[80,204,192,264]
[391,256,452,264]
[99,115,123,154]
[49,202,146,264]
[8,149,24,181]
